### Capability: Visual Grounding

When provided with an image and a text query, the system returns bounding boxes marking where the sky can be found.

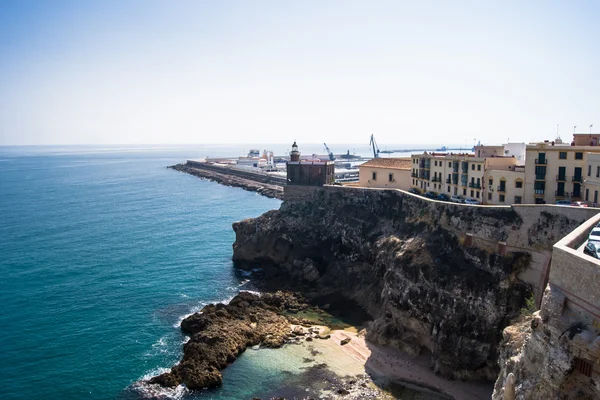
[0,0,599,146]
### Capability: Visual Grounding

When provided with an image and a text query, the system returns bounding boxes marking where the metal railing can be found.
[572,176,583,183]
[497,185,506,192]
[535,158,547,164]
[556,175,567,181]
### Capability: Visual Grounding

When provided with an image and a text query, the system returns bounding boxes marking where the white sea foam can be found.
[129,367,188,400]
[172,302,205,328]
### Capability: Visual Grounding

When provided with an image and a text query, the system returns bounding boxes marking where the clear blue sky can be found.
[1,0,599,146]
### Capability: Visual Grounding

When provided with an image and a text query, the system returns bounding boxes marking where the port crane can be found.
[369,134,380,158]
[323,143,336,161]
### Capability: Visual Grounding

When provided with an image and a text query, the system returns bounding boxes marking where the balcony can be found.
[556,175,567,181]
[572,176,583,183]
[534,189,545,195]
[431,176,441,182]
[452,179,459,185]
[461,181,468,187]
[497,185,506,193]
[468,182,481,189]
[535,159,547,165]
[411,172,418,178]
[446,178,452,184]
[555,190,566,197]
[535,174,546,180]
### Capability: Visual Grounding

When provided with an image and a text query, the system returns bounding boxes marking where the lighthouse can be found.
[286,141,335,186]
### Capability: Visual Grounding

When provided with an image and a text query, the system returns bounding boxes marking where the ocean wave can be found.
[128,368,188,400]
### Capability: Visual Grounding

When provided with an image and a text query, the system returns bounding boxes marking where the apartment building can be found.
[412,151,524,204]
[486,163,525,204]
[524,135,600,204]
[584,153,600,205]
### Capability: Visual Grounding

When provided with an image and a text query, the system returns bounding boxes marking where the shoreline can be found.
[145,290,492,400]
[324,329,493,400]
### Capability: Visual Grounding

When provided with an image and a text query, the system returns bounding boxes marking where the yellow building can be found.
[524,135,600,204]
[583,153,600,205]
[485,164,525,204]
[358,158,412,190]
[411,148,521,204]
[411,152,485,200]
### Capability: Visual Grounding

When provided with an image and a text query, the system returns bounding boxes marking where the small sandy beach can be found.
[295,325,493,400]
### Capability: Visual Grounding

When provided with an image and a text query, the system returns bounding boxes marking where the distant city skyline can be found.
[1,0,599,146]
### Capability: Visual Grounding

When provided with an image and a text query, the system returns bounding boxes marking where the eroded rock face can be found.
[149,291,305,390]
[493,285,600,400]
[232,189,532,381]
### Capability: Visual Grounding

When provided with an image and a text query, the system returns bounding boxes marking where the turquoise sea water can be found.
[0,146,284,400]
[0,145,447,400]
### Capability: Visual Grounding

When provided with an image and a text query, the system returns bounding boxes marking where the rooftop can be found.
[360,157,412,170]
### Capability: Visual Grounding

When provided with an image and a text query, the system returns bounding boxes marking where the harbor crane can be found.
[369,134,380,158]
[323,143,336,161]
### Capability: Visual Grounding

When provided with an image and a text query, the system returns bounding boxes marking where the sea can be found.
[0,145,443,400]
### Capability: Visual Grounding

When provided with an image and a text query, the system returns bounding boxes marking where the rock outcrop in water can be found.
[149,291,306,389]
[232,188,536,381]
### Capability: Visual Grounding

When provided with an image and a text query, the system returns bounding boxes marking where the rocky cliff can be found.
[493,285,600,400]
[232,187,537,381]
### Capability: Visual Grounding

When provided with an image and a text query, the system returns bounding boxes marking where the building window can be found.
[588,165,592,176]
[488,193,492,200]
[514,196,522,204]
[447,186,450,192]
[372,172,377,181]
[499,194,505,202]
[477,164,481,171]
[559,152,567,159]
[470,190,474,197]
[515,180,523,188]
[476,191,479,198]
[489,178,493,186]
[575,152,583,160]
[448,162,451,167]
[389,173,394,182]
[586,188,589,201]
[463,188,467,195]
[597,166,600,178]
[471,164,475,170]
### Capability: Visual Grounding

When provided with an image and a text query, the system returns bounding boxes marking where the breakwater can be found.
[169,161,285,199]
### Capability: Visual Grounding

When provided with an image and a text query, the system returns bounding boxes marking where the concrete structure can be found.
[358,157,412,190]
[286,142,335,186]
[502,142,526,165]
[546,212,600,383]
[524,136,600,204]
